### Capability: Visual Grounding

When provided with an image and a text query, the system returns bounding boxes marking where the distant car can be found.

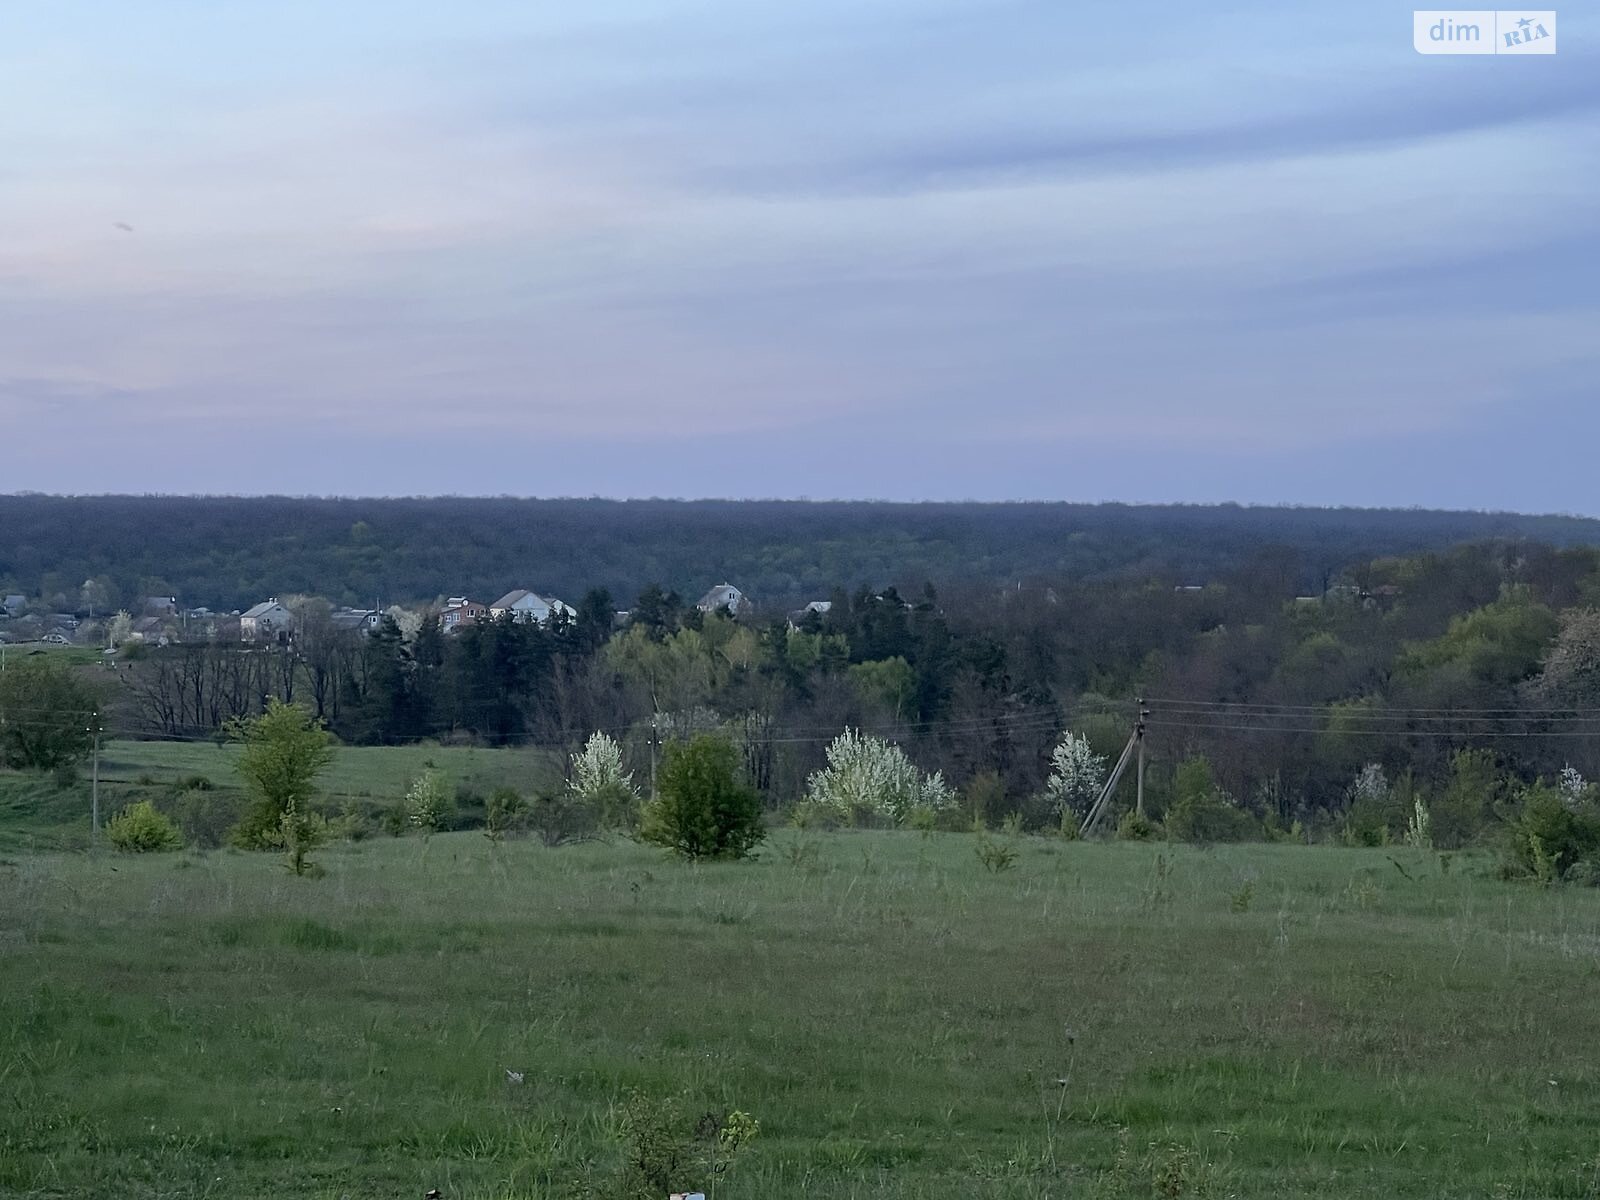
[42,633,72,645]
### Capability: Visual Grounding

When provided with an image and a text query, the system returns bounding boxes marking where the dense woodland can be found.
[7,494,1600,611]
[10,497,1600,852]
[89,532,1600,852]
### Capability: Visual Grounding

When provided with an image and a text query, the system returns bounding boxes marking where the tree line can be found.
[6,494,1600,613]
[78,537,1600,849]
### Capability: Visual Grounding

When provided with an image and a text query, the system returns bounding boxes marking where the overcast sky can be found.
[1,3,1595,507]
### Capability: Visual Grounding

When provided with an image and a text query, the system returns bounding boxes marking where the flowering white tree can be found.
[406,769,453,834]
[105,610,135,649]
[385,605,423,641]
[1347,762,1389,806]
[1403,797,1433,850]
[1559,765,1590,810]
[1045,731,1107,818]
[570,731,637,804]
[806,728,955,824]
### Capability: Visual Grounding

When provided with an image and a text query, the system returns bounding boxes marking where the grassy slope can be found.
[0,743,562,853]
[96,739,562,802]
[3,832,1599,1199]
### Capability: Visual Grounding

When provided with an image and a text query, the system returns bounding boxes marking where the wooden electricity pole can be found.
[1080,699,1150,837]
[90,720,102,840]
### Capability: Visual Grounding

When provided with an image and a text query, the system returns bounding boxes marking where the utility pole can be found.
[90,718,102,840]
[1135,697,1149,818]
[649,711,660,802]
[1081,700,1151,838]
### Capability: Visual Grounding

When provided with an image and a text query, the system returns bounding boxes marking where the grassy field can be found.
[97,739,562,803]
[0,742,563,854]
[4,829,1600,1198]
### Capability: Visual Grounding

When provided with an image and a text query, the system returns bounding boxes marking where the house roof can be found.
[490,589,532,610]
[698,583,747,611]
[241,601,285,619]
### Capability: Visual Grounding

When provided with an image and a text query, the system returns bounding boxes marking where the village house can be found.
[786,599,832,628]
[130,616,175,646]
[489,590,575,624]
[440,597,488,633]
[697,583,751,617]
[240,599,294,644]
[331,607,383,635]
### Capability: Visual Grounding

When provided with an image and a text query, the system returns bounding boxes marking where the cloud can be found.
[0,0,1595,506]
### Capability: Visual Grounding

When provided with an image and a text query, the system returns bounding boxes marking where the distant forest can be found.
[5,494,1600,612]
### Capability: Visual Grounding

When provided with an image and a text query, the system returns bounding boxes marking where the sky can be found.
[1,2,1596,508]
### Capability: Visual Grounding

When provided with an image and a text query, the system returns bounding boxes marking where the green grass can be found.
[4,829,1600,1198]
[98,739,562,802]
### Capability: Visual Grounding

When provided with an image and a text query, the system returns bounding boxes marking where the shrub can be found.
[1165,758,1260,844]
[106,800,183,853]
[1403,797,1433,850]
[405,769,454,834]
[1504,782,1600,883]
[528,790,599,847]
[579,1090,760,1200]
[805,728,956,826]
[964,770,1005,830]
[328,799,373,842]
[484,787,524,843]
[168,786,245,849]
[1116,809,1161,841]
[271,797,328,877]
[642,735,764,860]
[975,833,1018,873]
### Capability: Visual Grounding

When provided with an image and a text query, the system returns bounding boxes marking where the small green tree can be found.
[106,800,183,852]
[0,658,98,772]
[229,700,334,849]
[274,796,328,876]
[642,735,764,860]
[484,787,524,843]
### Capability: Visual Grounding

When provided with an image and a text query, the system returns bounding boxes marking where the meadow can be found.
[4,828,1600,1199]
[0,740,562,853]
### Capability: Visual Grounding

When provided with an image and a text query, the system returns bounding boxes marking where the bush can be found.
[1116,809,1161,841]
[405,769,454,834]
[1164,758,1260,844]
[106,800,183,853]
[168,786,245,849]
[528,790,599,847]
[1504,782,1600,883]
[642,735,765,860]
[805,728,956,826]
[271,797,328,877]
[964,770,1005,830]
[484,787,524,843]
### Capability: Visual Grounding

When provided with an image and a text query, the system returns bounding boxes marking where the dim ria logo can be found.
[1414,10,1556,53]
